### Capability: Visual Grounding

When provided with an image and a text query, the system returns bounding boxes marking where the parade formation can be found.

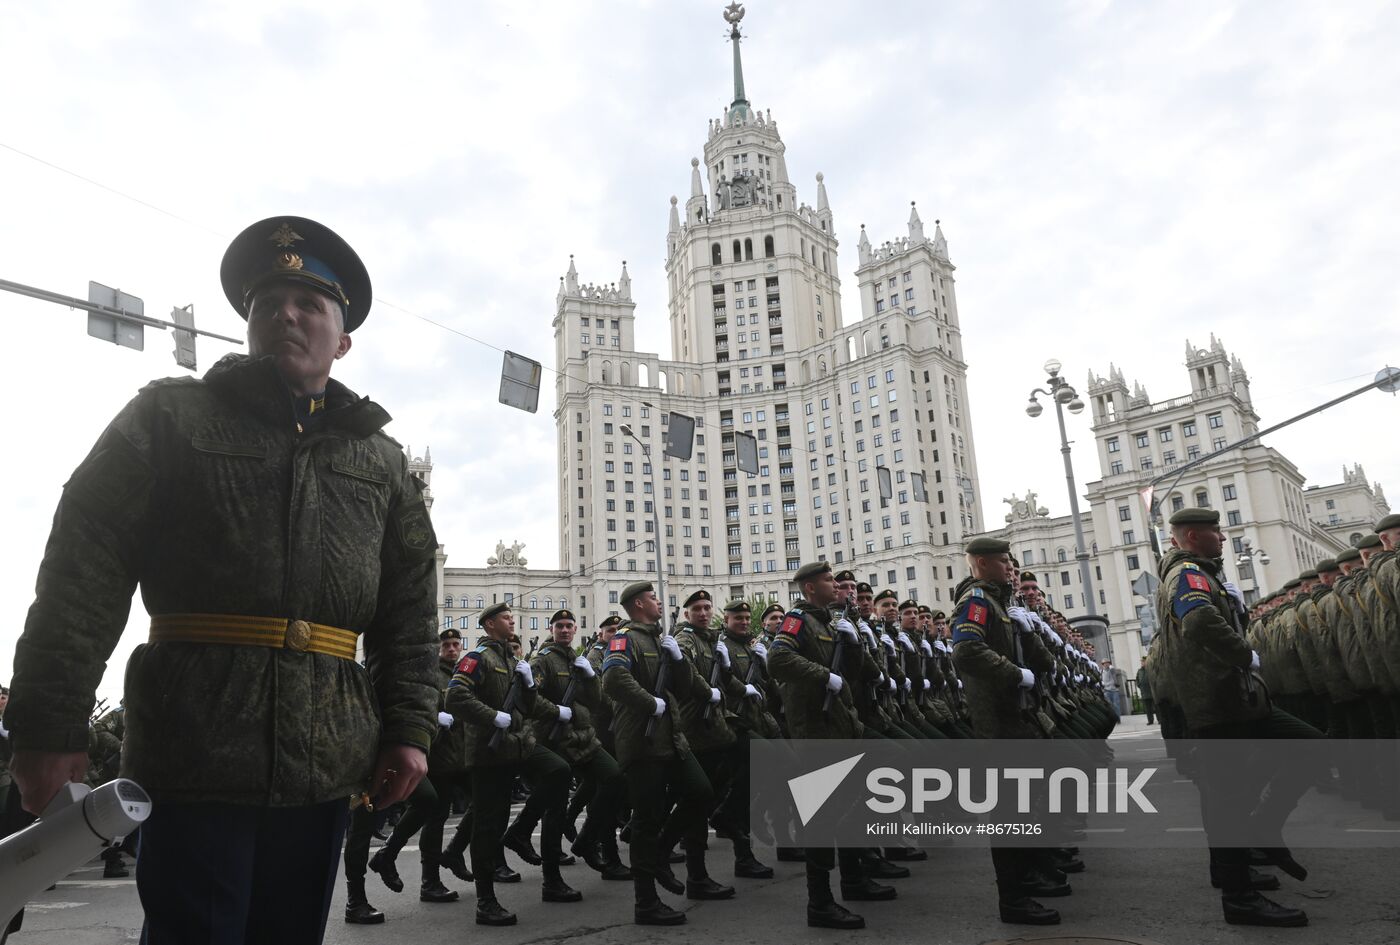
[0,6,1397,945]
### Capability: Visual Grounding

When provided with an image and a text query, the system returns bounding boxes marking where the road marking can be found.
[1164,827,1204,832]
[1345,828,1400,833]
[57,880,138,887]
[24,901,90,910]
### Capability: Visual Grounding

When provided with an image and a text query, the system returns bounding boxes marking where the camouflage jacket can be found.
[1357,551,1400,689]
[1297,587,1356,702]
[585,640,614,735]
[430,657,471,773]
[1154,549,1267,730]
[674,622,740,754]
[6,354,439,806]
[1336,570,1394,693]
[1325,574,1377,692]
[529,642,602,765]
[1279,604,1325,695]
[949,577,1053,739]
[718,628,782,740]
[87,707,126,785]
[601,622,711,767]
[446,636,550,768]
[767,600,866,739]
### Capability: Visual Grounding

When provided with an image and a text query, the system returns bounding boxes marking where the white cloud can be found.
[1,0,1397,698]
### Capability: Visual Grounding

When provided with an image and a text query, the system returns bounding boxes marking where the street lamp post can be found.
[1026,359,1098,617]
[620,423,666,618]
[1235,538,1271,598]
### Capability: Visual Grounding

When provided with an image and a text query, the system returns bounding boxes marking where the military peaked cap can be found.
[220,216,372,332]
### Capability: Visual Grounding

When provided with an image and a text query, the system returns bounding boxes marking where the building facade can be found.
[984,336,1380,671]
[436,9,988,650]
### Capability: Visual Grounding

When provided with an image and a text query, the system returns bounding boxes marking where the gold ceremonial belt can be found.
[149,614,358,660]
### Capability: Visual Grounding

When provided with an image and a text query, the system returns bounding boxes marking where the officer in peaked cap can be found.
[6,214,439,943]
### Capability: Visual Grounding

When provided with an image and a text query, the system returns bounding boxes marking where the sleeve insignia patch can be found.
[609,636,629,652]
[780,615,804,636]
[967,603,988,626]
[1185,573,1211,592]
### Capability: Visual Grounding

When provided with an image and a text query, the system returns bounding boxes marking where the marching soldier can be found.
[601,581,719,926]
[950,537,1063,925]
[502,609,631,878]
[768,561,893,929]
[1153,508,1321,927]
[446,603,578,926]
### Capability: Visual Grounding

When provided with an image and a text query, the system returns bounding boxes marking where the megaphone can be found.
[0,780,152,942]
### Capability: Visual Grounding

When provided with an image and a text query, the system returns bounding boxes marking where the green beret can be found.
[1359,533,1383,549]
[550,609,575,625]
[761,603,785,619]
[1169,508,1219,526]
[683,589,712,607]
[1336,547,1362,564]
[1282,579,1302,591]
[794,561,832,583]
[1299,570,1318,581]
[620,581,654,607]
[723,598,751,614]
[965,536,1010,555]
[599,613,622,628]
[1316,558,1339,573]
[439,628,462,642]
[478,602,511,626]
[1376,513,1400,532]
[833,569,856,583]
[873,589,899,603]
[1019,571,1038,584]
[899,599,918,611]
[930,610,947,621]
[855,582,873,594]
[918,605,932,615]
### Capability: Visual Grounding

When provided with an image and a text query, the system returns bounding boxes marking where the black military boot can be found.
[475,896,517,926]
[999,896,1061,924]
[440,836,474,883]
[732,836,774,879]
[861,851,910,879]
[1222,891,1308,927]
[684,845,736,900]
[654,861,686,895]
[102,850,129,879]
[419,874,459,903]
[809,900,866,929]
[344,878,385,924]
[635,898,687,925]
[494,855,522,883]
[368,849,404,893]
[840,878,897,901]
[501,826,542,866]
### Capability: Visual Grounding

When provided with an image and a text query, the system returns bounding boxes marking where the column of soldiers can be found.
[330,551,1121,931]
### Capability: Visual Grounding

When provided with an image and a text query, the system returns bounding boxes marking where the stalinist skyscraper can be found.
[551,5,985,622]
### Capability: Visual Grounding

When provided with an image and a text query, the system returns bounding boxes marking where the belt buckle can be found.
[286,619,312,652]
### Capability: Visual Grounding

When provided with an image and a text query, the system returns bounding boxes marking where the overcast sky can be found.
[2,0,1398,699]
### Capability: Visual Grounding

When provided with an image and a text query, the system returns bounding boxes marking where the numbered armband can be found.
[449,651,483,689]
[601,630,633,674]
[1171,564,1216,620]
[951,593,989,645]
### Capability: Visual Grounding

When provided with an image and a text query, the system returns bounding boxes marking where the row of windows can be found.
[443,595,568,611]
[1106,413,1225,454]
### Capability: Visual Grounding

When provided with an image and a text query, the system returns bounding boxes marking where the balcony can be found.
[769,315,782,327]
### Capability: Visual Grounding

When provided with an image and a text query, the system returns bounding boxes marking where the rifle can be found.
[884,632,907,708]
[1220,584,1261,709]
[702,636,726,723]
[1011,624,1039,719]
[644,627,675,738]
[89,698,109,725]
[742,644,766,702]
[822,611,848,716]
[914,643,929,707]
[549,658,584,741]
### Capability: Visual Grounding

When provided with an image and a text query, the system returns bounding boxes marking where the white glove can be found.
[493,711,512,729]
[660,635,683,661]
[653,696,667,716]
[832,615,857,639]
[1223,581,1246,610]
[753,642,768,661]
[1018,668,1036,689]
[515,660,534,686]
[922,678,931,690]
[556,705,573,723]
[0,721,7,738]
[957,679,963,689]
[714,640,731,669]
[881,635,896,654]
[885,676,897,692]
[919,639,933,656]
[1074,673,1085,684]
[573,655,596,678]
[1249,650,1260,671]
[1007,607,1035,634]
[437,711,454,728]
[903,678,913,693]
[1048,629,1063,646]
[860,626,878,647]
[826,672,844,693]
[743,684,760,699]
[709,687,722,704]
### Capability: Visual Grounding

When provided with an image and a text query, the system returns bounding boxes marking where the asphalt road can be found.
[9,718,1400,945]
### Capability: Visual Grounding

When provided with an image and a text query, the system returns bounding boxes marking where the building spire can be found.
[723,3,750,120]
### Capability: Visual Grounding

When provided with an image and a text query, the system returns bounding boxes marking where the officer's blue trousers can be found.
[137,799,348,945]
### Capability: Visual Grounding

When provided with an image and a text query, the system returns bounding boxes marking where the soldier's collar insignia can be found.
[970,587,985,598]
[307,394,325,414]
[268,222,304,248]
